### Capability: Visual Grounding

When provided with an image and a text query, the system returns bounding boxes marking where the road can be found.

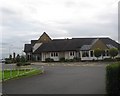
[2,63,106,94]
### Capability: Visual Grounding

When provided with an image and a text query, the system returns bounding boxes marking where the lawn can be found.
[0,68,43,81]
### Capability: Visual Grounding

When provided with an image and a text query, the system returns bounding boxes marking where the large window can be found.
[69,51,74,56]
[51,52,59,57]
[82,51,89,57]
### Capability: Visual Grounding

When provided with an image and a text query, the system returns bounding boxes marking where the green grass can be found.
[0,68,43,81]
[0,71,2,80]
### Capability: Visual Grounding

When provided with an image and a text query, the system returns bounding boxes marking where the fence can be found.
[2,66,44,81]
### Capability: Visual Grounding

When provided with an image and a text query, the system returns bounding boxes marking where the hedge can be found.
[106,62,120,96]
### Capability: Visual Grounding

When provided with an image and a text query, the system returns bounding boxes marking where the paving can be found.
[2,62,107,94]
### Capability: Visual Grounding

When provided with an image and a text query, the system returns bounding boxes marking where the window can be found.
[51,53,53,57]
[90,51,93,57]
[106,50,109,56]
[51,52,59,57]
[70,52,74,56]
[82,51,89,57]
[56,53,58,56]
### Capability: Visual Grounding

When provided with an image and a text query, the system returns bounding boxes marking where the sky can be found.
[0,0,119,59]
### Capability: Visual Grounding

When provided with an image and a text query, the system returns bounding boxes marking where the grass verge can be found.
[1,69,43,81]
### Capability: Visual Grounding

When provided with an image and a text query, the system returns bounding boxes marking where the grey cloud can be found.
[1,7,16,15]
[59,16,117,41]
[64,0,76,8]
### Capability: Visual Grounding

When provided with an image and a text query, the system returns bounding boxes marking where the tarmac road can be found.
[2,64,106,94]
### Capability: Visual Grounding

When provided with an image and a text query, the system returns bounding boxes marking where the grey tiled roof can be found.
[24,37,120,53]
[31,40,37,46]
[80,45,92,51]
[24,44,32,52]
[106,44,116,49]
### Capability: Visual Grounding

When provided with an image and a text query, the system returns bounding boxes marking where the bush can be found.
[103,58,114,62]
[20,55,26,63]
[106,62,120,96]
[60,57,65,62]
[5,60,13,64]
[115,57,120,61]
[16,62,31,66]
[16,62,22,66]
[94,48,102,60]
[45,58,54,62]
[69,59,74,62]
[16,54,20,63]
[65,59,70,62]
[109,48,118,59]
[73,57,81,62]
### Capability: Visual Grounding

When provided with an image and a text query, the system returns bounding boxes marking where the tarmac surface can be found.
[2,62,107,94]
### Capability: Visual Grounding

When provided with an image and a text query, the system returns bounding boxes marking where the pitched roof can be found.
[37,32,52,43]
[31,40,37,46]
[106,44,116,49]
[80,45,92,51]
[24,44,32,52]
[34,38,118,53]
[24,37,120,53]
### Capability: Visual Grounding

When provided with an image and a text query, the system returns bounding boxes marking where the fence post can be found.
[10,69,12,78]
[2,69,4,80]
[41,66,44,73]
[17,68,19,76]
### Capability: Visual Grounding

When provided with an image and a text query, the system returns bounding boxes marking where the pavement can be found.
[2,62,107,94]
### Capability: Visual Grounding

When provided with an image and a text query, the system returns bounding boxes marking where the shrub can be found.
[65,59,70,62]
[16,62,22,66]
[5,60,13,64]
[16,62,31,66]
[60,57,65,62]
[94,48,102,60]
[16,54,20,63]
[45,58,54,62]
[22,62,31,66]
[20,55,26,63]
[109,48,118,59]
[103,58,114,62]
[73,57,81,62]
[115,57,120,61]
[106,62,120,96]
[69,59,74,62]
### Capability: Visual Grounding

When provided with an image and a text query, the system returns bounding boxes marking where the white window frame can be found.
[51,52,59,57]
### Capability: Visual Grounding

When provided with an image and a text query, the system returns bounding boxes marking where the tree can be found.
[16,54,20,62]
[13,52,16,59]
[20,55,26,63]
[9,54,12,60]
[94,48,102,60]
[109,48,118,59]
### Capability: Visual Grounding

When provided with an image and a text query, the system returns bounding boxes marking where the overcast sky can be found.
[0,0,119,59]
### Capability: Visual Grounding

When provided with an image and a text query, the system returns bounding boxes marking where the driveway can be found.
[3,62,107,94]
